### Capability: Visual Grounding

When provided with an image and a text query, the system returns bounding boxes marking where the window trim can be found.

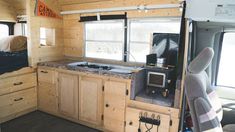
[0,22,15,35]
[84,20,125,61]
[215,32,225,86]
[79,14,127,22]
[216,31,235,88]
[83,17,181,63]
[127,17,181,63]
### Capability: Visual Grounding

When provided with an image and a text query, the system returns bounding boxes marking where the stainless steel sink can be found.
[67,62,112,70]
[67,61,142,74]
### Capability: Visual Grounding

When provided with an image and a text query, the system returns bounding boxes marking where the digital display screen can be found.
[148,73,165,87]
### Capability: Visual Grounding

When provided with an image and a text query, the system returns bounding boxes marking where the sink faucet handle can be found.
[125,51,137,68]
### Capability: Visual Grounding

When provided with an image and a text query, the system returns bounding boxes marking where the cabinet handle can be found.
[14,97,23,102]
[40,71,48,73]
[13,82,23,86]
[129,121,133,125]
[105,104,109,107]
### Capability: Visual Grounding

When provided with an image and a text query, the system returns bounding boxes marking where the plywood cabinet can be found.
[103,80,127,132]
[0,68,37,123]
[38,82,58,114]
[37,68,58,114]
[58,73,78,119]
[38,68,56,84]
[125,107,171,132]
[0,73,37,95]
[79,76,103,125]
[0,88,37,123]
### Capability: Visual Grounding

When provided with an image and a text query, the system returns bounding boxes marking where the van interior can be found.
[0,0,235,132]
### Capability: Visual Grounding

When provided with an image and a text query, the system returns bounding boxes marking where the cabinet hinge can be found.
[169,120,172,126]
[124,121,126,126]
[102,85,104,91]
[126,89,129,96]
[101,114,104,120]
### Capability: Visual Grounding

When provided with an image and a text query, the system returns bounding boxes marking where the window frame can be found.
[84,20,125,61]
[83,17,181,63]
[0,22,15,36]
[127,17,181,63]
[39,27,56,47]
[216,31,235,89]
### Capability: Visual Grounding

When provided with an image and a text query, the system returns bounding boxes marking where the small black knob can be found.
[105,104,109,107]
[129,121,133,125]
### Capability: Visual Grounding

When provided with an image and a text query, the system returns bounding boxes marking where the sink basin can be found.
[67,61,142,74]
[109,68,132,74]
[67,62,112,70]
[67,61,88,66]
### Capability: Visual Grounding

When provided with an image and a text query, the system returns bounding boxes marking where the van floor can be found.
[1,111,100,132]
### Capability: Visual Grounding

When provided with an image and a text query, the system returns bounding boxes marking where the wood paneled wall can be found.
[62,0,182,58]
[27,0,64,66]
[9,0,26,16]
[0,0,17,21]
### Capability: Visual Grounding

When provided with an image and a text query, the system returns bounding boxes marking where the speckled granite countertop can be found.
[37,60,139,79]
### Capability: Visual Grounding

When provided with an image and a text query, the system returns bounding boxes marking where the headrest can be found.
[188,47,214,74]
[0,35,27,52]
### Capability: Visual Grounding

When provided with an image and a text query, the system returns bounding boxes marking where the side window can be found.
[14,23,27,36]
[85,20,124,61]
[40,27,55,46]
[0,24,9,39]
[128,18,181,63]
[217,32,235,88]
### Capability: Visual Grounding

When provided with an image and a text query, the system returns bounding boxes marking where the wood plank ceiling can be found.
[3,0,26,15]
[59,0,112,5]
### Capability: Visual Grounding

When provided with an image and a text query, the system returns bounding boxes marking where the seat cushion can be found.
[223,124,235,132]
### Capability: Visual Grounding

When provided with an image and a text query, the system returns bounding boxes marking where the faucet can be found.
[125,51,137,69]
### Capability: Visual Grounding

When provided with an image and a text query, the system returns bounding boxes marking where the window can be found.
[14,23,27,36]
[40,27,55,46]
[85,20,124,61]
[0,24,9,39]
[40,28,46,45]
[128,18,181,63]
[217,33,235,88]
[84,18,181,62]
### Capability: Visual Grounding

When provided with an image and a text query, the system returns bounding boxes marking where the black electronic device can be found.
[145,67,176,96]
[146,54,157,66]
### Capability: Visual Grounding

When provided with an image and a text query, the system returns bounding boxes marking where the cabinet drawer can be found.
[125,107,170,132]
[0,73,37,95]
[0,88,37,119]
[38,68,56,84]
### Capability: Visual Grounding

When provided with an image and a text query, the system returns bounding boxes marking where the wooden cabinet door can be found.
[79,76,103,125]
[38,82,58,114]
[58,73,78,119]
[125,107,171,132]
[104,80,127,132]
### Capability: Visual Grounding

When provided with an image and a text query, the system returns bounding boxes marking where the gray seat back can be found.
[185,47,223,132]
